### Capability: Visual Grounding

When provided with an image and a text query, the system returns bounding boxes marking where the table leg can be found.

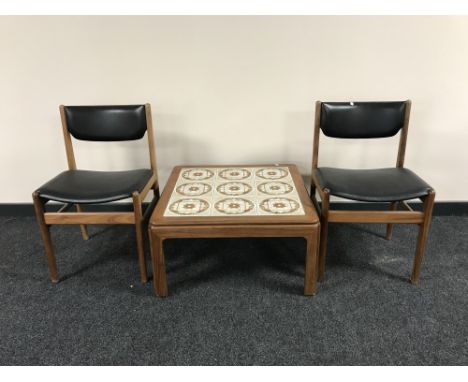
[150,232,168,297]
[304,227,319,296]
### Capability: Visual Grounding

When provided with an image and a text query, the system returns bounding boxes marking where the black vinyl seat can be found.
[36,169,153,204]
[315,167,432,202]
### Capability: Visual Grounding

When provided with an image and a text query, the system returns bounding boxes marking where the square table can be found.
[148,164,320,297]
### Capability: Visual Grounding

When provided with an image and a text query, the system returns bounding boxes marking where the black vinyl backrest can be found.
[64,105,147,141]
[320,102,407,138]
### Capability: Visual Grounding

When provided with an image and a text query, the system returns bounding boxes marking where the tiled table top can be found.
[163,166,305,217]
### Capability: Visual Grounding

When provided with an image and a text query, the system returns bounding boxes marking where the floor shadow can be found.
[85,222,152,240]
[163,237,308,296]
[342,223,388,240]
[325,224,413,282]
[59,250,124,282]
[57,225,139,282]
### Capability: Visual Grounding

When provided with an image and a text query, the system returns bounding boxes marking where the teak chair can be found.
[33,104,159,284]
[311,101,435,284]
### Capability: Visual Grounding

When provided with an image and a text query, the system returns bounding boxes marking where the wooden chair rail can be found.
[328,210,424,224]
[44,212,135,225]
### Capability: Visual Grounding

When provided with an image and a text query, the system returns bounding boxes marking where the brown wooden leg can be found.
[132,192,148,284]
[310,183,316,198]
[386,202,398,240]
[149,231,168,297]
[318,190,330,282]
[304,226,320,295]
[32,192,59,283]
[310,184,320,212]
[152,182,160,199]
[75,204,89,241]
[410,191,436,284]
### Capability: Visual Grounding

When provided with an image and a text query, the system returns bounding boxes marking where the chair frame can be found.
[32,103,159,284]
[310,100,435,284]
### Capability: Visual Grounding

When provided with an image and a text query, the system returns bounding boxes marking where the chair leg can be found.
[153,182,160,198]
[386,202,398,240]
[132,192,148,284]
[318,190,330,282]
[75,204,89,241]
[32,192,59,283]
[411,191,436,284]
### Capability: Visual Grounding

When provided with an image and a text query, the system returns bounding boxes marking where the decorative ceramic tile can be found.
[257,196,302,215]
[181,168,215,181]
[216,182,253,196]
[164,166,305,217]
[218,168,252,181]
[212,197,257,216]
[257,181,293,195]
[255,167,289,180]
[166,198,212,217]
[175,182,212,197]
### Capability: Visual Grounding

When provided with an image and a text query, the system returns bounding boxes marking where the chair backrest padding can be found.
[320,102,406,139]
[64,105,147,141]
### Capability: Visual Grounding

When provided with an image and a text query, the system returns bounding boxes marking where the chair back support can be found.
[63,105,147,141]
[59,104,157,173]
[320,102,407,139]
[312,100,411,169]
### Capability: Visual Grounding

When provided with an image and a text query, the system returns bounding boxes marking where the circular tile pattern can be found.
[257,181,293,195]
[259,197,300,214]
[214,198,254,215]
[176,182,212,196]
[181,168,214,181]
[256,167,288,180]
[218,168,251,180]
[169,198,210,215]
[217,182,252,196]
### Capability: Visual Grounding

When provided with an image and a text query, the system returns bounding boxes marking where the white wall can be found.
[1,16,467,202]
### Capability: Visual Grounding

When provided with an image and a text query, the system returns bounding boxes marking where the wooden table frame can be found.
[148,164,320,297]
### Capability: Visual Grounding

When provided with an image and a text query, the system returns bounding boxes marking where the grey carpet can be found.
[0,215,467,365]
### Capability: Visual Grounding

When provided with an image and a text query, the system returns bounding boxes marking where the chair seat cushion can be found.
[36,169,153,204]
[315,167,432,202]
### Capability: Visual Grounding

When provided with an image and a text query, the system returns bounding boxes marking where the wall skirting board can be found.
[0,202,467,217]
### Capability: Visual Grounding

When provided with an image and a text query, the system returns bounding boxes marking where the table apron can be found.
[149,223,319,240]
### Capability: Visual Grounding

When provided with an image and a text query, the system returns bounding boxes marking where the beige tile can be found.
[178,168,216,182]
[255,180,296,197]
[254,166,290,181]
[164,197,212,217]
[256,196,305,216]
[210,196,258,216]
[213,181,256,197]
[173,181,214,198]
[215,167,254,182]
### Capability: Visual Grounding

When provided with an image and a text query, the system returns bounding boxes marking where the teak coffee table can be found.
[148,164,320,297]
